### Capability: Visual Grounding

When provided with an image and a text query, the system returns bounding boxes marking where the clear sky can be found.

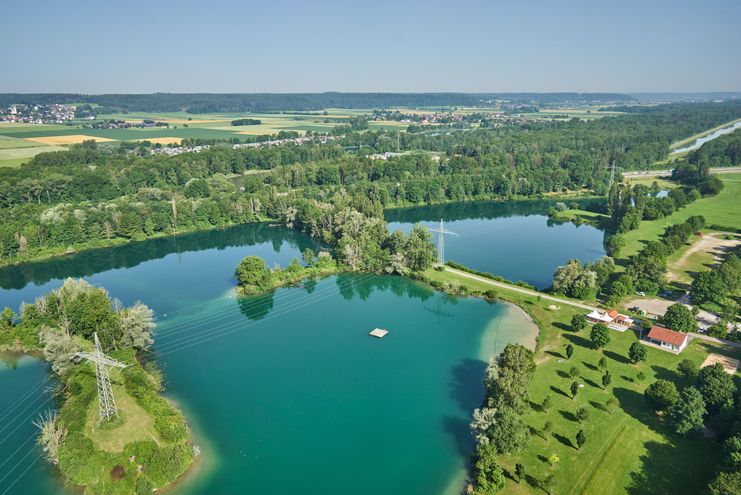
[2,0,740,93]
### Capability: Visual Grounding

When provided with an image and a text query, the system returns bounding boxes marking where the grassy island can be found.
[1,279,195,495]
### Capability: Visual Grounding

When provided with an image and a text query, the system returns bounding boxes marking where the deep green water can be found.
[386,198,606,288]
[0,220,543,495]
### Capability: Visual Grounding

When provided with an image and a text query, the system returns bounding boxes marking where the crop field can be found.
[25,134,115,145]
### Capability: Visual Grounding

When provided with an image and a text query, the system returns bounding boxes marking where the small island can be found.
[1,279,196,494]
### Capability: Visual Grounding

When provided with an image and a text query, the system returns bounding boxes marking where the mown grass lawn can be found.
[619,173,741,260]
[422,268,741,495]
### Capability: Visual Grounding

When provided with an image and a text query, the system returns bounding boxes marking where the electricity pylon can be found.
[75,333,127,422]
[428,219,458,265]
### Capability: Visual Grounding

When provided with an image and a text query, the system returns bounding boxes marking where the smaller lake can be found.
[386,199,607,289]
[671,121,741,154]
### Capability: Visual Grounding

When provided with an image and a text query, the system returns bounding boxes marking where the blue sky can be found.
[2,0,740,93]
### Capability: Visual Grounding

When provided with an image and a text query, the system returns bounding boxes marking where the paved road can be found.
[445,267,600,311]
[623,166,741,179]
[689,332,741,349]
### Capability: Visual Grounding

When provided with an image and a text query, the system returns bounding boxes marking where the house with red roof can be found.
[644,325,689,353]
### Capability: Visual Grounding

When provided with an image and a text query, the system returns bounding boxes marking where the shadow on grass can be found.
[563,333,593,349]
[550,385,570,399]
[557,370,571,379]
[558,409,577,422]
[553,321,572,332]
[537,454,549,464]
[546,350,563,359]
[621,375,636,383]
[650,364,676,383]
[626,441,696,495]
[582,360,599,371]
[614,387,663,433]
[604,350,631,365]
[553,432,575,449]
[525,474,547,493]
[590,400,608,412]
[583,378,601,389]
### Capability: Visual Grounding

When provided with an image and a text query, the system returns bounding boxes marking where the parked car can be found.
[636,291,646,297]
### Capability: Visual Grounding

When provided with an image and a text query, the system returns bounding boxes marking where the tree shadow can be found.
[557,370,571,379]
[563,333,593,349]
[546,350,563,359]
[626,440,707,494]
[558,409,577,422]
[582,360,599,371]
[448,358,487,411]
[553,432,574,449]
[650,365,676,383]
[621,375,635,383]
[604,350,631,365]
[442,416,476,460]
[583,378,601,389]
[537,454,549,464]
[613,387,663,432]
[550,385,570,399]
[553,321,572,332]
[524,474,543,491]
[590,400,608,412]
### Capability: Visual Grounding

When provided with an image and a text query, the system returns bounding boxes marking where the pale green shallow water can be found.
[0,210,553,495]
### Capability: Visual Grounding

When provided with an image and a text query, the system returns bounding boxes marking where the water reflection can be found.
[0,223,315,291]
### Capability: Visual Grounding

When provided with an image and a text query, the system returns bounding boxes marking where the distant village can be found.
[0,103,75,124]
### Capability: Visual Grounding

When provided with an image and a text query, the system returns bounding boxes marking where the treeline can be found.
[606,162,721,250]
[685,129,741,169]
[691,244,740,333]
[470,344,536,494]
[0,92,635,113]
[613,215,706,298]
[642,359,739,495]
[231,118,261,126]
[235,223,436,295]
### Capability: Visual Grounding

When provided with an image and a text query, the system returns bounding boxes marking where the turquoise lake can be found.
[0,199,603,494]
[386,199,607,289]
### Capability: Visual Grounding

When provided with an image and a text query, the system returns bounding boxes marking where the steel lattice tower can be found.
[428,219,458,265]
[76,333,127,422]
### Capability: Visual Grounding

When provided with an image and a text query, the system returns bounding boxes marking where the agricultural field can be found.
[0,108,373,168]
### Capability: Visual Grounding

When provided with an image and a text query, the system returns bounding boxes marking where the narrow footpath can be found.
[446,267,741,349]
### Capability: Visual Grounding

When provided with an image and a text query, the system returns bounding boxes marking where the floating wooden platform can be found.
[369,328,389,338]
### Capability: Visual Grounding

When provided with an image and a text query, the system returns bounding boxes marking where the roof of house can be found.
[587,310,613,323]
[647,325,688,346]
[607,309,619,318]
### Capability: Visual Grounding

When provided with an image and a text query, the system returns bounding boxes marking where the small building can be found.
[586,309,634,331]
[645,325,689,353]
[587,310,614,324]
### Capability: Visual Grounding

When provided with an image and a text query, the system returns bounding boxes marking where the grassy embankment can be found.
[423,266,741,494]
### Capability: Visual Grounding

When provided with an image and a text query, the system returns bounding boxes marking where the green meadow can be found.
[423,267,741,495]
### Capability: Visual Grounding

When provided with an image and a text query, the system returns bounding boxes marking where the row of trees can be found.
[470,344,536,494]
